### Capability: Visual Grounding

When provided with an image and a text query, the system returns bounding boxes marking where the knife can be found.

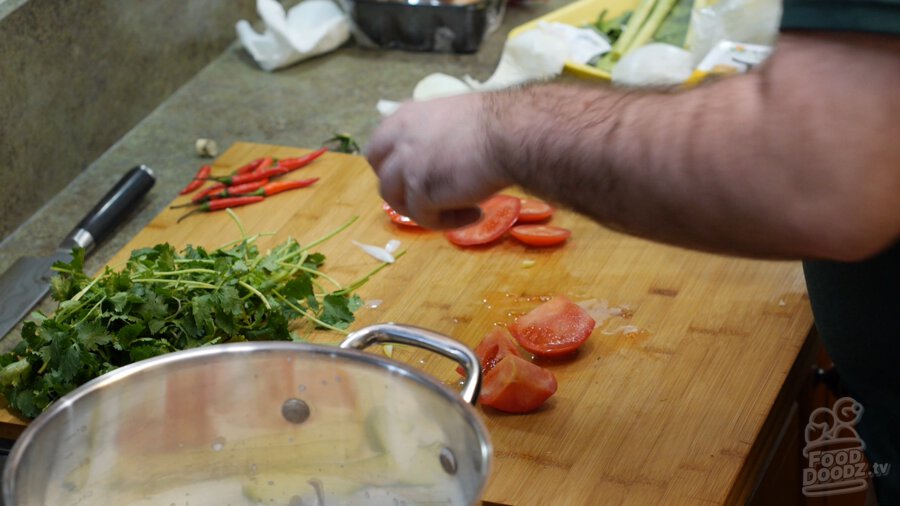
[0,165,156,340]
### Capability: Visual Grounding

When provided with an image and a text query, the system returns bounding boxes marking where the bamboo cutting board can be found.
[0,142,814,504]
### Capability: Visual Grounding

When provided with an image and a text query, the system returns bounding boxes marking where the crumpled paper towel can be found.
[236,0,350,72]
[377,22,610,116]
[611,43,694,87]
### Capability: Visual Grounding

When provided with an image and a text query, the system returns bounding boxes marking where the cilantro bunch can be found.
[0,218,391,418]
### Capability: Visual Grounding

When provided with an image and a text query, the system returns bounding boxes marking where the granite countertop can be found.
[0,2,569,348]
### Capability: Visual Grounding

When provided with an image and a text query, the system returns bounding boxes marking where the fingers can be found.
[365,94,503,230]
[377,152,409,217]
[363,120,396,176]
[404,166,485,229]
[439,208,483,229]
[380,155,482,230]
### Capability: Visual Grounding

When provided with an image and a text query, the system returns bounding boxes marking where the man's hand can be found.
[365,32,900,261]
[364,93,512,229]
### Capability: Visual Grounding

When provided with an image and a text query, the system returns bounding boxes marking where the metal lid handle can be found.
[340,323,481,405]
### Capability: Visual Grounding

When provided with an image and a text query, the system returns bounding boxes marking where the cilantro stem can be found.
[282,263,343,289]
[238,281,271,310]
[71,274,104,302]
[49,266,78,275]
[226,208,247,240]
[132,278,217,289]
[303,216,359,251]
[152,268,218,276]
[273,292,349,335]
[336,250,407,296]
[216,234,261,252]
[273,251,310,284]
[74,297,106,326]
[278,250,301,265]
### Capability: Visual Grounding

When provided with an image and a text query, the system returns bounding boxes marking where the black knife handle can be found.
[61,165,156,251]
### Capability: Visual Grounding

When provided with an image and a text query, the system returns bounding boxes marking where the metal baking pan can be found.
[347,0,506,53]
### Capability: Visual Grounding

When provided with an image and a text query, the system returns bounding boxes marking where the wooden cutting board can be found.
[0,142,814,504]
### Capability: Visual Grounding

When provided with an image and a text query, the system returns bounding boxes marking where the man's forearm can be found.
[486,33,900,260]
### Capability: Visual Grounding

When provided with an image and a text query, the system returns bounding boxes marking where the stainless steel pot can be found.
[2,324,491,505]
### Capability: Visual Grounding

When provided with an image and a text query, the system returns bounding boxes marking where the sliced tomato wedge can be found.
[445,195,521,246]
[508,295,596,358]
[479,355,558,413]
[457,327,522,377]
[510,225,571,247]
[517,198,555,222]
[381,202,421,228]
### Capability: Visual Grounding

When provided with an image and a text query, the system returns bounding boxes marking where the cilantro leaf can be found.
[282,275,313,301]
[320,294,355,329]
[0,360,31,388]
[58,343,82,383]
[76,321,114,351]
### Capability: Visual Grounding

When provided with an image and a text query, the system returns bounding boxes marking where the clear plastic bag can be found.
[688,0,782,65]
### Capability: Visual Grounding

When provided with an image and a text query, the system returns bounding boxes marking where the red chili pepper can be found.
[207,167,287,186]
[179,165,211,195]
[277,148,327,171]
[223,178,270,196]
[191,183,226,203]
[214,179,318,200]
[169,179,271,208]
[176,196,264,223]
[169,183,227,209]
[255,178,319,196]
[232,158,264,176]
[253,157,275,173]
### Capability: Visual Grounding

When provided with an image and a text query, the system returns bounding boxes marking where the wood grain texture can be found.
[2,143,815,505]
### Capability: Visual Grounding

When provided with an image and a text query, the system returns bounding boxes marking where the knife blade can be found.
[0,165,156,340]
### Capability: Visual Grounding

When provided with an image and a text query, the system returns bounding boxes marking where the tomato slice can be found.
[479,355,558,413]
[517,198,555,222]
[457,327,522,377]
[445,195,521,246]
[381,202,421,228]
[510,225,571,247]
[508,295,596,357]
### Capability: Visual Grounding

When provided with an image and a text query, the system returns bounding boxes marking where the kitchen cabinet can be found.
[748,332,870,506]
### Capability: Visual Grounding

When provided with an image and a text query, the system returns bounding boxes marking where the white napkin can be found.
[236,0,350,72]
[377,22,610,115]
[611,43,694,87]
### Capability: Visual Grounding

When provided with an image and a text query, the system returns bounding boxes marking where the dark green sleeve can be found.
[780,0,900,34]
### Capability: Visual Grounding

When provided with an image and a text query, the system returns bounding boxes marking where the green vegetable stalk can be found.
[591,9,633,43]
[0,216,397,418]
[625,0,679,55]
[594,0,686,72]
[597,0,657,70]
[652,0,695,48]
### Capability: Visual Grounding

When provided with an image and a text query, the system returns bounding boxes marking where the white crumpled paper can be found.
[611,43,694,87]
[236,0,350,72]
[377,21,609,116]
